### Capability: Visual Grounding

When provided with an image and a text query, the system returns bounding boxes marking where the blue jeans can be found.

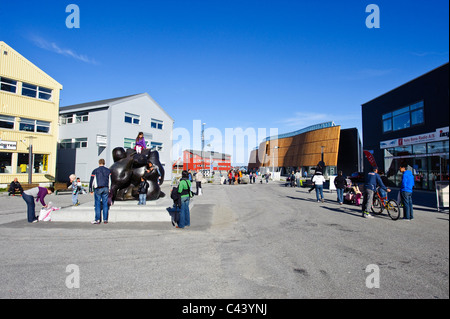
[179,196,190,228]
[72,192,78,205]
[94,187,109,222]
[138,193,146,205]
[22,193,36,223]
[401,191,414,220]
[336,188,344,203]
[315,184,324,201]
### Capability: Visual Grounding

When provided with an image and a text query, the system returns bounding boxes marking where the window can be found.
[428,141,449,154]
[0,77,17,93]
[151,119,164,130]
[75,112,89,123]
[60,114,74,125]
[150,142,163,151]
[22,83,37,98]
[59,138,88,149]
[38,87,52,101]
[33,154,48,173]
[125,113,140,125]
[19,118,50,134]
[382,101,424,133]
[17,153,29,174]
[124,138,135,149]
[0,152,12,174]
[0,115,15,130]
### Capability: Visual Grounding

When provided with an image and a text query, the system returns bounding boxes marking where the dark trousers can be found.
[22,193,36,223]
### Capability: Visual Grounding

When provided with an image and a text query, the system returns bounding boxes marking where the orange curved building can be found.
[248,122,362,176]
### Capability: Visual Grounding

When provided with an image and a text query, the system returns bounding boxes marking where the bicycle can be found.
[371,188,401,220]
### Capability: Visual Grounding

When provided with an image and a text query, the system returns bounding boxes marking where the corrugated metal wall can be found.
[0,42,62,185]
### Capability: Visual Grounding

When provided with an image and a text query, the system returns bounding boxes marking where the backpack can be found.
[170,186,181,207]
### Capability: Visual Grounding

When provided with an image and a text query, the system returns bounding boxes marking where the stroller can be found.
[343,179,362,206]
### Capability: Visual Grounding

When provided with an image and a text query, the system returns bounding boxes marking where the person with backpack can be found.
[177,170,192,229]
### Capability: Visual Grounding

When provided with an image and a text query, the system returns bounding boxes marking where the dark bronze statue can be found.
[109,147,165,204]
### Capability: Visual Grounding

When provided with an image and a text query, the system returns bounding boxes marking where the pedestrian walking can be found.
[89,159,112,224]
[399,163,414,220]
[334,170,347,205]
[361,167,390,219]
[22,186,54,223]
[312,172,325,202]
[295,170,301,188]
[177,170,192,229]
[195,170,203,195]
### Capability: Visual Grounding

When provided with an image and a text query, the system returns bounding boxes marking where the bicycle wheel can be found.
[386,200,401,220]
[371,197,383,215]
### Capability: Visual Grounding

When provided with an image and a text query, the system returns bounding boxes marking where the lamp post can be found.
[201,122,206,173]
[272,146,279,180]
[26,136,36,185]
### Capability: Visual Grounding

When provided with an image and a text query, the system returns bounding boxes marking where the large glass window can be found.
[0,152,12,174]
[33,154,48,173]
[0,77,17,93]
[17,153,29,174]
[124,138,135,149]
[382,101,424,133]
[0,115,15,130]
[428,141,449,154]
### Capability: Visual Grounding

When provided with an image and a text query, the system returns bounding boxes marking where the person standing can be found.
[89,159,112,224]
[334,171,347,205]
[69,174,79,206]
[362,167,390,219]
[22,186,54,223]
[295,170,301,188]
[138,177,149,205]
[399,163,414,220]
[195,170,203,195]
[312,172,326,202]
[177,170,192,229]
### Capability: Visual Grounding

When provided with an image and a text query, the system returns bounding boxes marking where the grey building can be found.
[57,93,174,182]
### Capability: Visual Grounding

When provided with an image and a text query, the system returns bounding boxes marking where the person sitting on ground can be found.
[8,178,23,196]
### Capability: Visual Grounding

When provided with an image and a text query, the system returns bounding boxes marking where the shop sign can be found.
[380,126,449,149]
[0,140,17,150]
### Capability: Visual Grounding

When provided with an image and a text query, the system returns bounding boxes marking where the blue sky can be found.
[1,0,448,165]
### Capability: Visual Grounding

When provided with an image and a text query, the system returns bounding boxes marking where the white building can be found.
[57,93,174,182]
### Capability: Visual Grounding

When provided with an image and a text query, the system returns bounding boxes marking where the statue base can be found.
[51,196,194,223]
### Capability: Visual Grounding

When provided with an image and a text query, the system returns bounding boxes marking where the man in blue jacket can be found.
[399,163,414,220]
[362,167,391,219]
[89,159,112,224]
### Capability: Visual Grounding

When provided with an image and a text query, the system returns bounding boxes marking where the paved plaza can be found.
[0,181,448,299]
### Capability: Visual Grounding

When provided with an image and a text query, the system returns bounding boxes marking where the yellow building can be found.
[0,41,63,185]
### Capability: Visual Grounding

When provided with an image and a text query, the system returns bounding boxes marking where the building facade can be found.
[183,149,232,173]
[57,93,174,182]
[0,41,63,185]
[248,122,363,177]
[362,63,449,190]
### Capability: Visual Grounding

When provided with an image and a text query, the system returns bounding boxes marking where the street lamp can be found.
[25,136,36,185]
[201,122,206,173]
[272,146,279,180]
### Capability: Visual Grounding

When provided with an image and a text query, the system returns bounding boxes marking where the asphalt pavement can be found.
[0,181,448,300]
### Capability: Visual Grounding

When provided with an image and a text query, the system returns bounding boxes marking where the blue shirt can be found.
[89,166,111,192]
[400,170,414,193]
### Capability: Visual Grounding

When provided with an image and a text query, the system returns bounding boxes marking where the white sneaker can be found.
[363,212,374,219]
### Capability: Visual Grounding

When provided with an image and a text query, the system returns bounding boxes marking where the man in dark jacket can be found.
[362,167,390,219]
[334,171,347,205]
[89,159,111,224]
[8,178,23,196]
